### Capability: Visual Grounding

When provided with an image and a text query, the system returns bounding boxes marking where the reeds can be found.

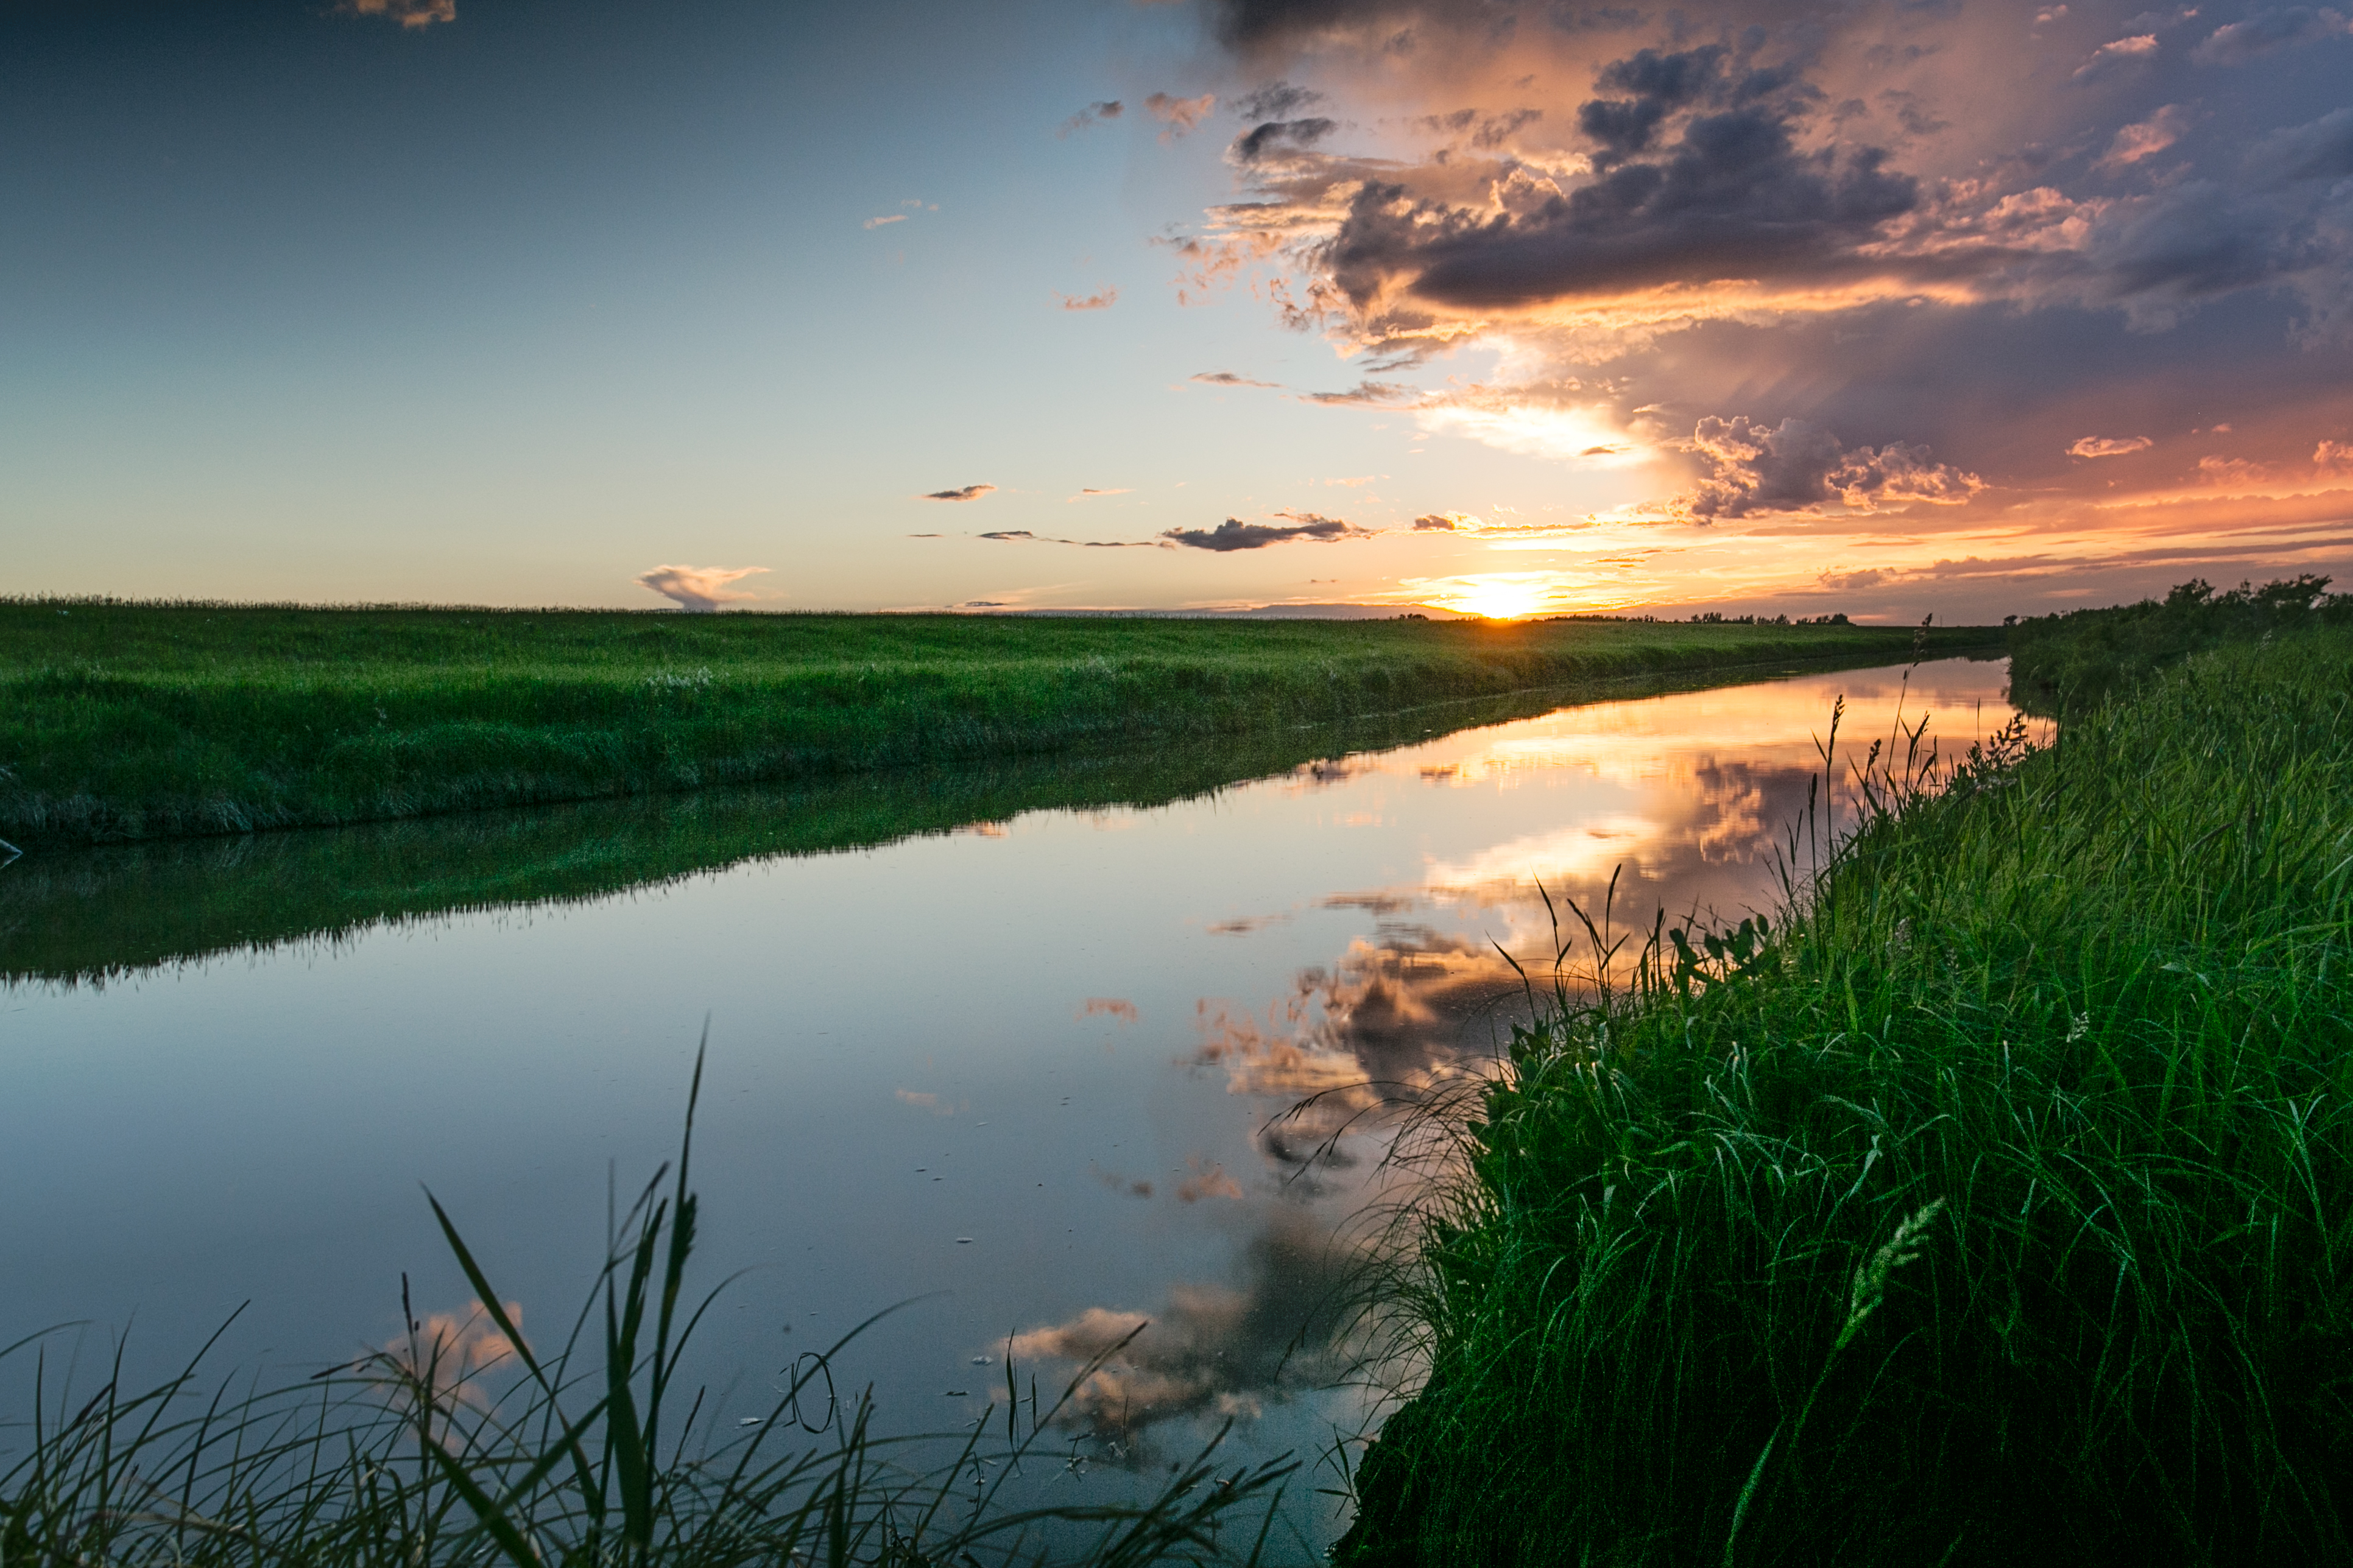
[0,1049,1297,1566]
[1338,624,2353,1565]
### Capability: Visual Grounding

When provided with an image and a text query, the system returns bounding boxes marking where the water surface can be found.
[0,656,2021,1549]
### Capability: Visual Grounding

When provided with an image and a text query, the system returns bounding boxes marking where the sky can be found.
[4,0,2351,622]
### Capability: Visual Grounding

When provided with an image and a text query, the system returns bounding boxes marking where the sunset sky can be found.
[5,0,2351,621]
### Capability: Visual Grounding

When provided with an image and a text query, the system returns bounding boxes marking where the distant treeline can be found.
[2007,574,2353,714]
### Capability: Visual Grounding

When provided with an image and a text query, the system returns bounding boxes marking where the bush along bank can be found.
[2006,572,2352,715]
[1336,621,2353,1566]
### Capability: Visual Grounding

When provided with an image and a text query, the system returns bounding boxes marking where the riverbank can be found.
[0,602,1994,847]
[1337,604,2353,1564]
[4,655,1944,986]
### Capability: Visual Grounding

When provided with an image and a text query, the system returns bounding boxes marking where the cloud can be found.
[2074,33,2162,79]
[1081,997,1139,1022]
[2070,434,2156,457]
[1003,1210,1357,1443]
[337,0,453,27]
[1056,287,1119,311]
[1069,488,1135,500]
[923,484,997,502]
[2101,105,2193,169]
[1312,51,1920,315]
[977,527,1164,548]
[1174,1156,1244,1203]
[1233,81,1327,119]
[1161,514,1375,549]
[1145,91,1216,140]
[863,214,907,229]
[1232,116,1339,163]
[1190,370,1283,387]
[1301,379,1417,407]
[2258,106,2353,183]
[635,564,769,613]
[1162,0,2353,554]
[1414,512,1474,530]
[1688,417,1983,519]
[2192,6,2353,64]
[1059,99,1124,136]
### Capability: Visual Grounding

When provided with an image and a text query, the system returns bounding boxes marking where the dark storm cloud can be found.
[1167,0,2353,589]
[1232,116,1340,162]
[923,483,996,502]
[1161,514,1373,549]
[1320,48,1917,312]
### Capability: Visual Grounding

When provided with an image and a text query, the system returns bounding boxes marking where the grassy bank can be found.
[1337,617,2353,1563]
[1,653,1949,986]
[0,602,1994,847]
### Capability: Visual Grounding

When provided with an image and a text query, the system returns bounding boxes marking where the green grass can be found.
[1,1050,1297,1567]
[2006,572,2350,715]
[0,602,1995,847]
[1335,621,2353,1564]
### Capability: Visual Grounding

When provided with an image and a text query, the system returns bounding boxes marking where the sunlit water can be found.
[0,657,2020,1549]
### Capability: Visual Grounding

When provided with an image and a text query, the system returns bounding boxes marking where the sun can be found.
[1434,575,1552,621]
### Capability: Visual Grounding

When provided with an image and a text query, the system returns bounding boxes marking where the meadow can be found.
[0,601,1991,847]
[5,663,1897,986]
[1334,588,2353,1564]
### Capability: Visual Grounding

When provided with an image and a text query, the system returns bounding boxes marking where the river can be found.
[0,654,2022,1552]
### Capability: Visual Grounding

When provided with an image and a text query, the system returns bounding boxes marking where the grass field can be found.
[7,661,1931,986]
[0,602,1994,847]
[1335,606,2353,1564]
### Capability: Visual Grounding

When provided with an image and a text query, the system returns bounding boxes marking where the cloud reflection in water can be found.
[1007,661,2033,1448]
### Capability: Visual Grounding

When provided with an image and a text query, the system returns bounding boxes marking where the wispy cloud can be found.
[635,564,769,613]
[863,214,906,230]
[1068,488,1135,501]
[977,527,1162,548]
[1190,371,1282,388]
[923,483,997,502]
[1145,91,1216,140]
[1056,287,1118,311]
[337,0,453,27]
[2070,435,2156,458]
[1059,100,1124,137]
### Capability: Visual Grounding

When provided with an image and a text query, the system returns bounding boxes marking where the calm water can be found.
[0,656,2020,1547]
